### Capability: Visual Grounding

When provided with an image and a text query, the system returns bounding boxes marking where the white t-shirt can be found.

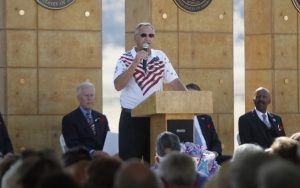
[114,47,178,109]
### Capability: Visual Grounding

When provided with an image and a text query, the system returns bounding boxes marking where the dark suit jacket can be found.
[196,115,222,155]
[0,112,14,156]
[238,109,286,148]
[62,107,110,152]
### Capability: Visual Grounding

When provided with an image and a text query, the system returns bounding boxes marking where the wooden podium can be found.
[131,91,213,165]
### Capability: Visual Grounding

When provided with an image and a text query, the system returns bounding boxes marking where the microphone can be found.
[142,43,149,71]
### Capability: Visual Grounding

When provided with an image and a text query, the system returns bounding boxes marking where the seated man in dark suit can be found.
[62,82,110,157]
[0,112,14,161]
[186,84,231,164]
[238,87,286,149]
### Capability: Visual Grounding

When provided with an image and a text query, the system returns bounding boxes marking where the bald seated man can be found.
[114,160,161,188]
[238,87,286,148]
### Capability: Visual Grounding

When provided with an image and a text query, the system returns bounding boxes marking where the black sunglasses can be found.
[140,33,155,38]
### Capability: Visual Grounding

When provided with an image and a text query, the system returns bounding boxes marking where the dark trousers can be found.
[216,155,232,165]
[119,109,150,164]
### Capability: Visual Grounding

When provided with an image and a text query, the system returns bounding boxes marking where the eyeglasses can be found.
[140,33,155,38]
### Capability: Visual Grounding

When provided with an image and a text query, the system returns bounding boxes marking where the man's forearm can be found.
[169,78,188,91]
[114,62,139,91]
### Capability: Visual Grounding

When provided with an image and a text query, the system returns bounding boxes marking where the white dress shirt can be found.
[255,108,271,125]
[194,116,207,149]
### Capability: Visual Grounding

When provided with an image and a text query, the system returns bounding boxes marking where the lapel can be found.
[268,113,280,136]
[251,109,269,142]
[91,110,101,141]
[75,107,97,142]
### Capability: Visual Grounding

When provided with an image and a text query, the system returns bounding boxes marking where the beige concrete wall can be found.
[0,0,102,155]
[125,0,234,155]
[245,0,299,137]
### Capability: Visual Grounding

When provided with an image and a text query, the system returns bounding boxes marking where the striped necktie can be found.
[86,112,96,135]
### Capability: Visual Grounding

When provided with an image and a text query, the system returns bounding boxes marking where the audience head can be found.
[2,149,62,188]
[231,143,264,162]
[156,131,181,163]
[230,152,279,188]
[0,155,19,186]
[61,146,92,167]
[62,147,92,186]
[270,136,300,164]
[1,149,41,188]
[157,151,198,188]
[203,178,217,188]
[16,150,63,188]
[257,159,300,188]
[253,87,271,113]
[114,160,161,188]
[86,157,123,188]
[216,161,231,188]
[186,83,201,91]
[35,171,79,188]
[77,82,95,111]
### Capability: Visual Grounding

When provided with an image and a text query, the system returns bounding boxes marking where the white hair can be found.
[232,143,264,162]
[157,152,197,185]
[135,22,155,35]
[77,82,95,96]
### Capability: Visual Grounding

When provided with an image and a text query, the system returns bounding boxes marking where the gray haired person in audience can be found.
[257,159,300,188]
[153,131,209,188]
[157,152,199,188]
[231,143,264,162]
[114,160,161,188]
[229,152,279,188]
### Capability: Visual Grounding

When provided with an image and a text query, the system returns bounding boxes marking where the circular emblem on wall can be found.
[173,0,212,13]
[292,0,300,12]
[36,0,76,10]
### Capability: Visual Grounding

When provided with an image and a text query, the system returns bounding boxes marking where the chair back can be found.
[60,134,67,153]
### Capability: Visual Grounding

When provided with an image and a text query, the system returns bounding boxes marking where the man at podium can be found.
[113,22,187,163]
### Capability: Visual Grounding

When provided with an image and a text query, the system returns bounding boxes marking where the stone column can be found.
[0,0,102,155]
[245,0,299,136]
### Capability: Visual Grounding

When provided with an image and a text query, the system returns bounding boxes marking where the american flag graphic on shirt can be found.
[119,52,164,95]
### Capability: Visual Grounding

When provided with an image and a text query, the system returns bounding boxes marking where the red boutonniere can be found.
[95,118,105,123]
[207,124,211,129]
[0,122,2,125]
[278,125,284,131]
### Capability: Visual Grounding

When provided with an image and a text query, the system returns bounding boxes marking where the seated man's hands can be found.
[290,132,300,142]
[211,151,218,159]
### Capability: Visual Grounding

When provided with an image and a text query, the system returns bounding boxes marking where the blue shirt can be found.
[79,106,93,121]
